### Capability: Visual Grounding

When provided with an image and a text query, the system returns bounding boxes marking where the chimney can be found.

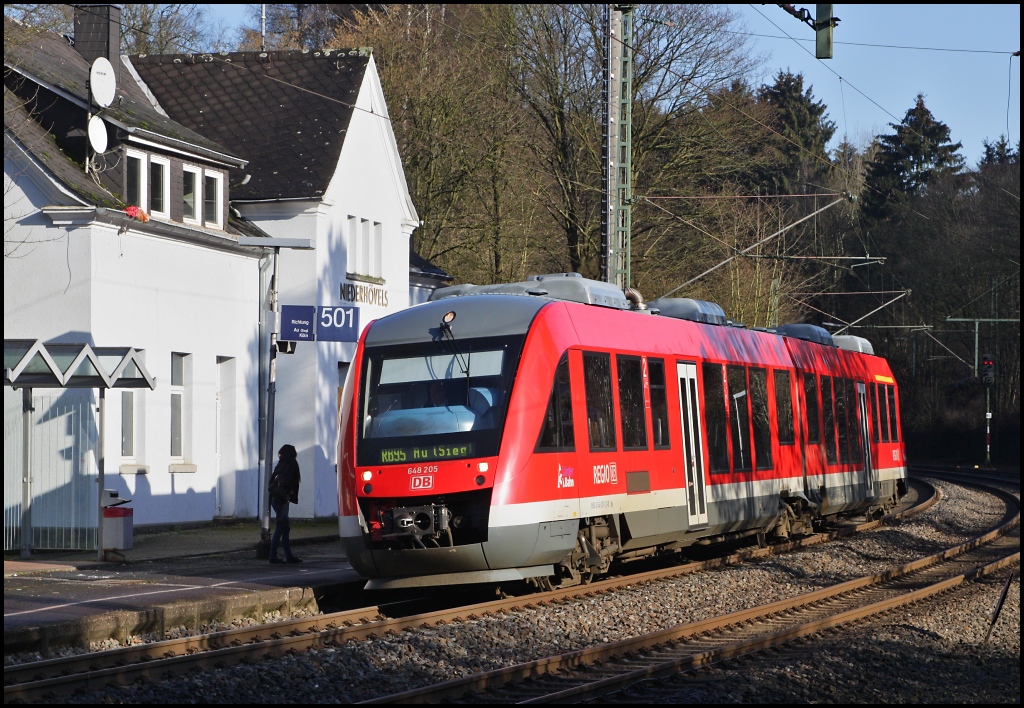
[73,5,121,85]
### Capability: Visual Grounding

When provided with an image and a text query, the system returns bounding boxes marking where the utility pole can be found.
[601,5,633,288]
[238,236,314,558]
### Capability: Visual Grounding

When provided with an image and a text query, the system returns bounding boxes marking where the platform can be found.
[3,520,364,656]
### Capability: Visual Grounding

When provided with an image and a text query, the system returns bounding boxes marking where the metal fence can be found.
[4,389,98,551]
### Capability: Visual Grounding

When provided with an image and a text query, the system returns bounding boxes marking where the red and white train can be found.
[338,273,907,590]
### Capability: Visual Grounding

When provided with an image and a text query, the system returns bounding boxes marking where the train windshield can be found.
[356,335,523,466]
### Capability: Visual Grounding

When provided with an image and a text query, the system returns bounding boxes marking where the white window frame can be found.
[126,149,147,210]
[203,170,224,229]
[149,154,171,219]
[372,221,383,278]
[182,164,202,224]
[121,390,135,460]
[170,352,188,461]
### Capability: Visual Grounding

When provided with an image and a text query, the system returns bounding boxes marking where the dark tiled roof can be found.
[130,50,370,201]
[4,87,121,208]
[3,19,237,160]
[410,249,453,281]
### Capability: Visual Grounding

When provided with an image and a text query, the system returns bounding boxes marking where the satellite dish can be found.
[88,115,108,154]
[89,57,116,108]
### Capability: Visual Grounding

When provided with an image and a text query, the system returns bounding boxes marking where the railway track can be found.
[359,478,1020,704]
[2,478,937,703]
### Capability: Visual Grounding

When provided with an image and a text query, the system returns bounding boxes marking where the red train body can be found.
[338,274,907,589]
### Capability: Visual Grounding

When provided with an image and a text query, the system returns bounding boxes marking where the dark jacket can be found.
[269,453,300,504]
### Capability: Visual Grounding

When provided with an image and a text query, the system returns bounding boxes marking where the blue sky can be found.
[207,4,1020,166]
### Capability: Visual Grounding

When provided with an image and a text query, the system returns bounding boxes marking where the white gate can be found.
[3,389,98,551]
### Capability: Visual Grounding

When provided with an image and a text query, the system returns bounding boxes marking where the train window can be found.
[821,376,838,464]
[870,383,881,443]
[774,370,794,445]
[536,355,574,452]
[750,368,773,470]
[803,373,820,444]
[702,362,730,474]
[356,336,521,467]
[727,365,751,472]
[648,358,670,449]
[836,378,851,464]
[887,385,899,443]
[878,383,891,442]
[584,352,616,451]
[617,355,648,450]
[849,380,864,465]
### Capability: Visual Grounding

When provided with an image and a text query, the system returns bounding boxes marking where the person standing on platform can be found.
[268,444,302,564]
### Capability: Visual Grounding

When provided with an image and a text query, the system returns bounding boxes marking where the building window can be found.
[360,218,370,275]
[126,150,146,208]
[347,216,384,279]
[182,165,201,223]
[121,391,135,458]
[204,171,224,229]
[373,221,383,278]
[150,155,170,217]
[170,352,189,459]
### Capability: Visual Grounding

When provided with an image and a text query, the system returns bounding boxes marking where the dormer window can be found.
[204,171,223,229]
[182,165,201,224]
[126,150,146,208]
[149,155,170,218]
[124,149,224,229]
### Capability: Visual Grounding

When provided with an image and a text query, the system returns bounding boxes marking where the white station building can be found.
[3,6,446,550]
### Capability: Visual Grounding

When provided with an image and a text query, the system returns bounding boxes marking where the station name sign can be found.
[340,281,388,307]
[280,305,360,342]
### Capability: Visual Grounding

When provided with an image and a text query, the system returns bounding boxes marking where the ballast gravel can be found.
[47,480,1022,703]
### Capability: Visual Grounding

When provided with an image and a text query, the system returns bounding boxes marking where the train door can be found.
[856,382,875,499]
[676,362,709,527]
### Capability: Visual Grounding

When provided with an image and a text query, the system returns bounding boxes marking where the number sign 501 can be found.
[318,306,360,342]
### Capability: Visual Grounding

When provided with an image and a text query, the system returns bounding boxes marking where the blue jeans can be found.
[270,496,294,561]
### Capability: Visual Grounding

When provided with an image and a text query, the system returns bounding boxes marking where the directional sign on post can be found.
[317,305,360,342]
[281,305,316,341]
[280,305,360,343]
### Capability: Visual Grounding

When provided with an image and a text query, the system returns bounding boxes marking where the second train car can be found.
[338,273,907,589]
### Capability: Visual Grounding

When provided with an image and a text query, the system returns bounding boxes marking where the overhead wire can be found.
[743,4,1020,343]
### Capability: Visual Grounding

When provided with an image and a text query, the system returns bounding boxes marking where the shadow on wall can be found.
[4,323,265,549]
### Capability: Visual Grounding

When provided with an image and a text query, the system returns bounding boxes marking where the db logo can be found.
[411,475,434,490]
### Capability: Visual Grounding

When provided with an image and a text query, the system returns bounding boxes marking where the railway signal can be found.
[981,354,995,386]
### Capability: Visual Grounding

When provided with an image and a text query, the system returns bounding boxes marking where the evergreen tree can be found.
[756,71,836,195]
[862,94,964,220]
[980,136,1019,166]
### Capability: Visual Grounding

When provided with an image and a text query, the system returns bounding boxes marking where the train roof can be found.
[363,294,548,346]
[369,274,883,374]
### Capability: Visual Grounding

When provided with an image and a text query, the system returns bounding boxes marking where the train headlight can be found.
[477,462,489,472]
[361,470,373,482]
